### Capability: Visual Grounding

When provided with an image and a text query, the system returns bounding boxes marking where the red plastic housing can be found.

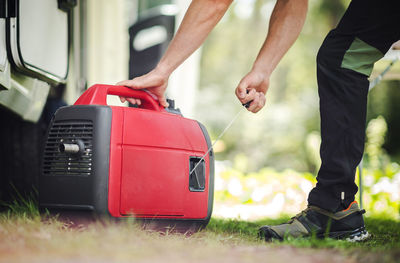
[73,84,213,220]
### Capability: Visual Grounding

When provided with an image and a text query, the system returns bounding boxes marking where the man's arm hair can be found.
[235,0,308,113]
[156,0,233,77]
[252,0,308,76]
[117,0,232,107]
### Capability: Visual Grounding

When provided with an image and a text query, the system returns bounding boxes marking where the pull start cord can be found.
[190,101,251,175]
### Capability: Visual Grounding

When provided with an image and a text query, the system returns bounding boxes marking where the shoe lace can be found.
[288,207,312,223]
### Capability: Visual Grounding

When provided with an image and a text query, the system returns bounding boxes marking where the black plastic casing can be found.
[39,105,112,214]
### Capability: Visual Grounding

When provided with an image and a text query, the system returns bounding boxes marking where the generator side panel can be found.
[39,105,112,214]
[119,109,210,219]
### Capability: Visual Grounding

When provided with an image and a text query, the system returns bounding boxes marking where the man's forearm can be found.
[156,0,233,76]
[252,0,308,75]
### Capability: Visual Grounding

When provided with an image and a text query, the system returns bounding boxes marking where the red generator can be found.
[39,84,214,230]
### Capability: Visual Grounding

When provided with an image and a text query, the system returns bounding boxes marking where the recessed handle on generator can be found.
[74,84,163,111]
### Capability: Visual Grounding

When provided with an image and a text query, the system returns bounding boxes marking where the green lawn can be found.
[1,198,399,263]
[208,216,400,250]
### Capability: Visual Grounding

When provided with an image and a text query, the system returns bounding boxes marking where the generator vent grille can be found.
[42,120,93,176]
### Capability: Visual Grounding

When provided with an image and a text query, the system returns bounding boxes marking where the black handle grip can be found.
[242,89,253,108]
[242,101,252,108]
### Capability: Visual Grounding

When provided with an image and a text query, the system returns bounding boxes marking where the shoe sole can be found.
[317,227,370,242]
[259,226,370,242]
[258,227,282,242]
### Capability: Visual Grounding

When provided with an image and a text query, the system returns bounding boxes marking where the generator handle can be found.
[74,84,163,111]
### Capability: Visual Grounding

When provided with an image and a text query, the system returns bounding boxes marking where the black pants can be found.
[308,0,400,212]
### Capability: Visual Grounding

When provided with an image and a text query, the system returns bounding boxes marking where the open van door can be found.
[0,0,76,205]
[6,0,75,84]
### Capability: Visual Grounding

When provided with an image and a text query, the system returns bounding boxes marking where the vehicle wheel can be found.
[0,97,66,206]
[0,108,47,205]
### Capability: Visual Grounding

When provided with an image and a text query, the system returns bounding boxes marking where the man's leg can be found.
[260,0,400,241]
[308,0,400,213]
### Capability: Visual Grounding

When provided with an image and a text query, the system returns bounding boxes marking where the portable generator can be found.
[39,84,214,230]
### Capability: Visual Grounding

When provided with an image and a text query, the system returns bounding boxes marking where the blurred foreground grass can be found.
[0,198,399,263]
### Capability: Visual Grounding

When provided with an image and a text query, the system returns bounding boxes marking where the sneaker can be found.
[258,201,369,242]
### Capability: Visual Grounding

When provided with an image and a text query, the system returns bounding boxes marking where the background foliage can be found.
[192,0,400,219]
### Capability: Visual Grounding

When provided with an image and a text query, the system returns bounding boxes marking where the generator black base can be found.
[41,208,210,234]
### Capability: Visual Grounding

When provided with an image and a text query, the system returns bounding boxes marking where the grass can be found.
[208,215,400,262]
[208,216,400,250]
[0,198,399,263]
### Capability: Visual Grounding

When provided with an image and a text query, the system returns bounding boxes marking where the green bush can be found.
[214,164,400,220]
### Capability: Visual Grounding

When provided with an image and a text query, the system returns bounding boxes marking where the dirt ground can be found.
[1,219,398,263]
[0,243,395,263]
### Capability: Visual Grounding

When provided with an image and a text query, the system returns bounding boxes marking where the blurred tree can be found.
[316,0,347,27]
[138,0,172,13]
[368,80,400,162]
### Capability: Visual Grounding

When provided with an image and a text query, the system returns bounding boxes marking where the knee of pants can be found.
[318,33,385,77]
[316,38,341,70]
[316,42,329,68]
[316,30,357,71]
